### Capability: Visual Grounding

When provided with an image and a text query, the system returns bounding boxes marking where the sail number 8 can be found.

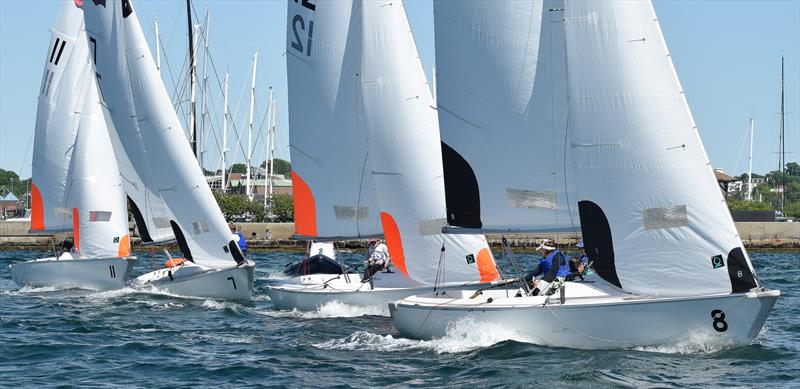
[711,309,728,332]
[290,0,316,57]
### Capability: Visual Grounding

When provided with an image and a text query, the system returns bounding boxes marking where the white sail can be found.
[564,0,758,296]
[66,74,131,259]
[434,0,575,232]
[360,1,498,284]
[286,0,382,240]
[30,0,88,232]
[83,0,244,268]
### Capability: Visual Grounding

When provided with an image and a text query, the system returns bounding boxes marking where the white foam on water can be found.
[315,317,535,354]
[260,300,389,319]
[633,332,736,355]
[200,299,241,313]
[263,269,290,280]
[15,285,62,293]
[84,286,140,301]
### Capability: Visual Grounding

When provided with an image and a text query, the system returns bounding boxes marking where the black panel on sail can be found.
[128,196,152,243]
[578,200,621,288]
[170,220,193,262]
[228,240,245,265]
[727,247,757,293]
[441,141,481,228]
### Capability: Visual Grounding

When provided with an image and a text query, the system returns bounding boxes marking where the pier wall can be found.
[1,221,798,249]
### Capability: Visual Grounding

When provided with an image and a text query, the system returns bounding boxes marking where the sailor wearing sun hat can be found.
[523,239,571,295]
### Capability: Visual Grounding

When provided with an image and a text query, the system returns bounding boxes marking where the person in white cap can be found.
[362,238,390,282]
[523,240,570,295]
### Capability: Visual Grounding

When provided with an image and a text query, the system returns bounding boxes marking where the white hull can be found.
[269,271,490,311]
[9,256,137,291]
[390,280,780,350]
[135,260,255,301]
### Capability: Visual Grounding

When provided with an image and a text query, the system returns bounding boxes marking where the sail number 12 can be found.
[290,0,316,57]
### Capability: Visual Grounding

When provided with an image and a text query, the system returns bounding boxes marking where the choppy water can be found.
[1,249,797,388]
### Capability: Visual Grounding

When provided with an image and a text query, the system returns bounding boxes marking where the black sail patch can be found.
[121,0,133,18]
[578,200,621,288]
[128,196,152,243]
[441,141,481,228]
[170,220,193,262]
[727,247,757,293]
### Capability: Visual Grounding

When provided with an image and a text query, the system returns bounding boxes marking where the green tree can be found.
[727,199,773,212]
[230,163,247,174]
[786,162,800,177]
[259,159,292,177]
[269,194,294,222]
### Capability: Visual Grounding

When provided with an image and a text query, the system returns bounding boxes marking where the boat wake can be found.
[632,332,737,355]
[316,317,536,354]
[263,300,389,319]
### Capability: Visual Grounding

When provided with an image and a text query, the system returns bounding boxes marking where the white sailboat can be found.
[81,0,254,300]
[269,0,501,311]
[390,0,779,349]
[11,0,135,291]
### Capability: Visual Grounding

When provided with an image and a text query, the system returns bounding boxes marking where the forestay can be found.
[360,1,498,284]
[564,0,758,297]
[286,0,381,240]
[30,0,87,233]
[434,0,576,232]
[46,2,131,259]
[82,0,244,268]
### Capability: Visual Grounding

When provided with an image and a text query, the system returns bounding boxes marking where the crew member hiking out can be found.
[524,240,570,295]
[362,238,390,283]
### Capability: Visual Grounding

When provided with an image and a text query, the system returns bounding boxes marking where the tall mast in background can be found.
[246,51,258,201]
[779,55,786,215]
[154,16,160,75]
[221,71,229,193]
[200,10,211,171]
[747,115,754,201]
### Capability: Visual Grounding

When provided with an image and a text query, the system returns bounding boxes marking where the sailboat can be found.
[10,0,135,291]
[81,0,255,300]
[390,0,779,349]
[268,0,501,311]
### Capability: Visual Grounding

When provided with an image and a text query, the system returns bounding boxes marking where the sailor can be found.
[524,240,570,295]
[576,240,588,265]
[362,238,390,282]
[231,224,248,256]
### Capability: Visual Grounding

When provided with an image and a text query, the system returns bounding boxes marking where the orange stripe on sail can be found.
[477,247,500,282]
[291,171,317,237]
[380,211,407,277]
[30,183,45,230]
[72,208,80,252]
[117,234,130,257]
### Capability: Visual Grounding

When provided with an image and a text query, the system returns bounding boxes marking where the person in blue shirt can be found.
[231,224,247,256]
[524,240,571,295]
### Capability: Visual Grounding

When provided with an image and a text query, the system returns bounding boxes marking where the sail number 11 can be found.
[290,0,316,57]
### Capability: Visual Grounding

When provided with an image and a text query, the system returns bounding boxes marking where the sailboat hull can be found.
[9,257,137,291]
[134,260,255,301]
[390,287,780,350]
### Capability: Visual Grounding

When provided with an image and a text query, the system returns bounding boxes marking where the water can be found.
[1,249,797,388]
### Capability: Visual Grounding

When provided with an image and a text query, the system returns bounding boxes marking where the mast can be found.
[222,71,229,193]
[264,87,274,209]
[779,55,786,215]
[268,91,276,207]
[154,16,160,75]
[431,66,437,105]
[747,115,754,201]
[246,51,258,201]
[200,10,211,172]
[187,0,197,157]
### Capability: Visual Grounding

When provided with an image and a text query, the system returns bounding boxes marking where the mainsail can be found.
[434,0,576,232]
[287,0,498,283]
[30,0,88,232]
[83,0,244,267]
[564,0,758,296]
[287,0,381,240]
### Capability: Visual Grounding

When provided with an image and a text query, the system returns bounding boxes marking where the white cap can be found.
[536,239,556,251]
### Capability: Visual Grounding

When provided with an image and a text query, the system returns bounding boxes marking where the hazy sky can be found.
[1,0,798,179]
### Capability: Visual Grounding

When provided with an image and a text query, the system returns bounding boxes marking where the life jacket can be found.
[235,231,247,251]
[165,258,186,268]
[538,250,571,278]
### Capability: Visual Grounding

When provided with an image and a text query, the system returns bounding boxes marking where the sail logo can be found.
[711,254,725,269]
[465,254,476,264]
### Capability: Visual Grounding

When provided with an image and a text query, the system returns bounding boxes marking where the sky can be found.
[0,0,798,180]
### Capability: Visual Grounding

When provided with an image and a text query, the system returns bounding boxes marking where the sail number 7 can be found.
[290,0,316,57]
